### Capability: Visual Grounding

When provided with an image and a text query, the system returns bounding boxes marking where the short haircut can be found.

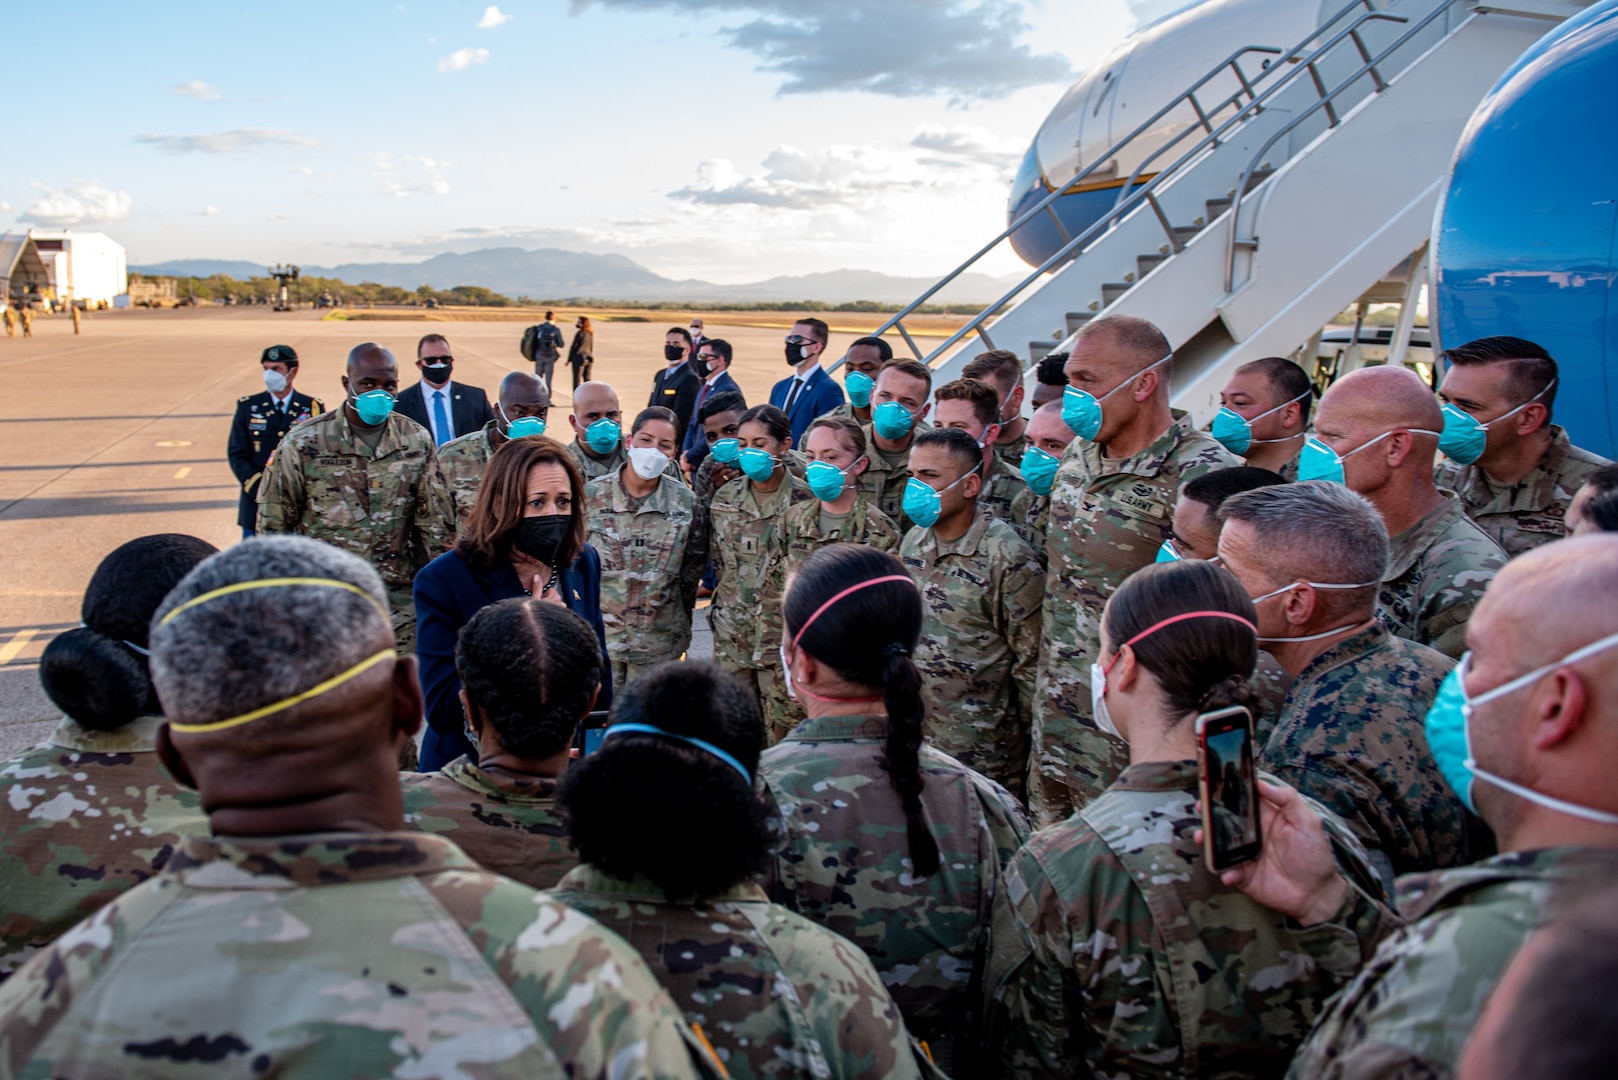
[794,317,829,346]
[632,406,679,435]
[848,336,893,362]
[1441,335,1558,423]
[1081,314,1172,367]
[962,350,1021,398]
[1181,466,1288,513]
[738,403,791,443]
[698,338,733,364]
[1236,356,1314,425]
[545,310,554,319]
[666,326,692,346]
[911,425,983,481]
[933,378,999,430]
[806,416,867,457]
[456,436,587,573]
[417,333,449,356]
[1036,351,1069,387]
[1218,481,1387,618]
[878,358,933,395]
[700,389,747,422]
[456,599,600,758]
[1582,464,1618,532]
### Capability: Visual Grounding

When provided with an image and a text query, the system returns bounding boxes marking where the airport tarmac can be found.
[0,306,878,755]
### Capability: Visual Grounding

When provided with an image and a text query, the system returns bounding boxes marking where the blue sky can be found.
[2,1,1170,281]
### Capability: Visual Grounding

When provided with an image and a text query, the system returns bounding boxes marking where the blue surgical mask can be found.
[846,370,875,409]
[1295,428,1438,485]
[1020,445,1061,496]
[1425,634,1618,822]
[805,457,861,502]
[738,447,779,483]
[1062,353,1173,443]
[350,388,396,427]
[902,465,978,529]
[499,403,546,439]
[710,437,740,465]
[872,400,917,441]
[585,418,621,454]
[1436,379,1554,466]
[1155,539,1183,563]
[1210,389,1312,455]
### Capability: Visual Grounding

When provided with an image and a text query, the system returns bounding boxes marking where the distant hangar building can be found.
[0,230,127,306]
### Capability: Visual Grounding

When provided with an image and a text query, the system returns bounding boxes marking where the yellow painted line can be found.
[0,629,39,664]
[174,466,192,479]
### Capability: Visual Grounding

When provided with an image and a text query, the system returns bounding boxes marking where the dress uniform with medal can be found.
[227,345,323,538]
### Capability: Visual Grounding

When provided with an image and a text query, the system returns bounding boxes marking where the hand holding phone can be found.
[1196,705,1262,873]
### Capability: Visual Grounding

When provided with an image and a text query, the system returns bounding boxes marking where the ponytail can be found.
[881,644,939,877]
[1197,672,1261,718]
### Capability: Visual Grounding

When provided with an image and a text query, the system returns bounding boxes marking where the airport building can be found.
[0,229,128,307]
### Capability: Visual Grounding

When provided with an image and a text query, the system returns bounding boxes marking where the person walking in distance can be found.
[525,310,566,390]
[568,316,594,390]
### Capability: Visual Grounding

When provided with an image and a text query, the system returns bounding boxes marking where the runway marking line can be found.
[175,467,192,479]
[0,630,39,664]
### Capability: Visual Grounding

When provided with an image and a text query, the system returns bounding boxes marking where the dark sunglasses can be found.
[784,335,816,346]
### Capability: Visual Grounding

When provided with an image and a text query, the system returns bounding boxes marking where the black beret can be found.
[260,344,298,366]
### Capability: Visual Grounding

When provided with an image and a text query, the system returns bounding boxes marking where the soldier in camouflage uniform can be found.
[1432,335,1611,556]
[899,428,1043,797]
[1007,401,1077,559]
[1213,356,1313,479]
[564,380,683,487]
[586,408,708,691]
[1379,493,1507,659]
[435,370,550,525]
[962,349,1035,469]
[858,359,934,529]
[1032,316,1238,826]
[813,336,889,428]
[0,538,715,1079]
[256,342,455,653]
[931,376,1027,524]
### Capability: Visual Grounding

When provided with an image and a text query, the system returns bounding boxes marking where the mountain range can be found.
[130,247,1027,305]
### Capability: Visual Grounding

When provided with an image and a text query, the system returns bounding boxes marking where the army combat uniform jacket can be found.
[1262,623,1468,888]
[1009,487,1050,562]
[708,472,813,678]
[979,457,1028,528]
[856,425,915,530]
[983,760,1391,1080]
[551,865,939,1080]
[1033,412,1238,825]
[226,389,321,529]
[0,716,206,980]
[900,512,1044,798]
[1435,425,1610,556]
[400,756,574,891]
[760,713,1030,1063]
[1288,846,1618,1080]
[436,419,502,525]
[1379,493,1506,659]
[256,408,456,648]
[0,832,716,1079]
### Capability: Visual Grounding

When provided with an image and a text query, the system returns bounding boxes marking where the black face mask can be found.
[692,355,711,379]
[664,345,685,363]
[422,362,452,385]
[513,514,570,566]
[785,343,810,365]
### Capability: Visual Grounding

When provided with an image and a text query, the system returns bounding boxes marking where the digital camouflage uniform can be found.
[1434,425,1610,557]
[400,756,574,891]
[586,467,707,691]
[899,512,1043,798]
[1033,412,1239,826]
[435,419,501,525]
[760,713,1030,1068]
[1262,623,1468,889]
[1250,649,1294,749]
[0,716,206,980]
[551,864,942,1080]
[1378,493,1507,660]
[983,760,1394,1079]
[0,832,715,1079]
[857,425,914,530]
[1288,845,1618,1080]
[256,408,455,652]
[979,457,1027,527]
[708,472,814,719]
[1009,487,1049,562]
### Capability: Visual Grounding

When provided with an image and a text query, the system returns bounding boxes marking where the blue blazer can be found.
[681,370,743,467]
[412,543,612,771]
[770,365,846,446]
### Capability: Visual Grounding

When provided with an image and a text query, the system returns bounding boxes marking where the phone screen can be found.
[1199,707,1262,872]
[575,710,612,757]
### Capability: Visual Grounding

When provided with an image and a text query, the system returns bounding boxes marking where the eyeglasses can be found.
[422,355,453,363]
[784,335,816,346]
[698,352,721,361]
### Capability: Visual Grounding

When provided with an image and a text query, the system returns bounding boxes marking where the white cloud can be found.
[292,164,315,175]
[0,201,11,213]
[477,5,512,29]
[203,205,222,216]
[19,182,133,227]
[437,46,490,73]
[136,129,325,154]
[170,80,222,101]
[910,123,1020,169]
[373,153,451,197]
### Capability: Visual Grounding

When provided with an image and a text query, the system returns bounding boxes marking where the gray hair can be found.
[1218,481,1388,614]
[1080,314,1172,369]
[149,537,393,728]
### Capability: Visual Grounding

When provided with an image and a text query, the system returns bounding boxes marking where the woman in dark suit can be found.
[414,435,611,771]
[568,316,594,391]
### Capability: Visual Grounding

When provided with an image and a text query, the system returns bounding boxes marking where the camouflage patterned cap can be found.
[261,344,298,366]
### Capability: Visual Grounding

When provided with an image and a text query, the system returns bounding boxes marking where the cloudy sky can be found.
[4,1,1182,282]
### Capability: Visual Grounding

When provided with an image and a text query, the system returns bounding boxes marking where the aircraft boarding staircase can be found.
[873,0,1589,419]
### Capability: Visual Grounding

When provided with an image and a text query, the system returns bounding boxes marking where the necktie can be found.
[784,378,803,414]
[432,390,451,446]
[694,381,710,419]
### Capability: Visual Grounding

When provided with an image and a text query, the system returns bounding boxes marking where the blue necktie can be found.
[432,389,451,446]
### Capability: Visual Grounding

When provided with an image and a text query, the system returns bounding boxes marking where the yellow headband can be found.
[160,577,388,626]
[168,648,397,733]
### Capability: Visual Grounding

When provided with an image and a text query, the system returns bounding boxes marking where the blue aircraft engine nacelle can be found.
[1433,0,1618,460]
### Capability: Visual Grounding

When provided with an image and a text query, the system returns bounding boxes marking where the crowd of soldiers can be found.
[2,312,1618,1078]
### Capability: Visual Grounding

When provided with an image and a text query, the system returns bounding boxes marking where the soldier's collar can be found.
[168,831,475,889]
[50,714,163,753]
[1293,621,1390,683]
[557,864,768,906]
[782,712,889,742]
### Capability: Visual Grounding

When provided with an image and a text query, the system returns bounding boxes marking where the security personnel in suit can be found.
[649,326,702,445]
[395,333,496,446]
[227,345,322,539]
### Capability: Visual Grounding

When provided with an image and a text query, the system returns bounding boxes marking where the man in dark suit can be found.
[769,317,846,445]
[227,344,323,540]
[395,333,495,447]
[681,337,743,471]
[649,325,701,445]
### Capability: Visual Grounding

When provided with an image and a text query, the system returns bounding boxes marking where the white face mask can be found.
[264,369,289,394]
[1248,579,1380,643]
[1090,661,1120,738]
[628,446,669,480]
[780,644,798,701]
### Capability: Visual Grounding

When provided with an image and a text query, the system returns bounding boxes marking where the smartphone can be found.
[1196,705,1262,873]
[575,710,611,757]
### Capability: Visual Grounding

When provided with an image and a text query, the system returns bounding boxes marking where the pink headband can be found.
[1103,610,1258,677]
[788,574,916,705]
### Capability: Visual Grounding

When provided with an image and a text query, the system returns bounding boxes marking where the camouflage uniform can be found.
[983,760,1394,1079]
[1262,622,1468,888]
[435,419,501,525]
[1250,649,1293,749]
[1289,846,1618,1080]
[1379,493,1507,660]
[899,512,1044,798]
[1032,412,1239,825]
[815,402,870,426]
[979,457,1027,527]
[0,716,206,980]
[256,408,455,652]
[586,466,708,691]
[856,425,914,530]
[708,473,814,718]
[760,713,1031,1067]
[996,431,1031,470]
[1008,487,1049,562]
[0,831,715,1078]
[1435,425,1610,556]
[551,864,941,1080]
[400,756,574,891]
